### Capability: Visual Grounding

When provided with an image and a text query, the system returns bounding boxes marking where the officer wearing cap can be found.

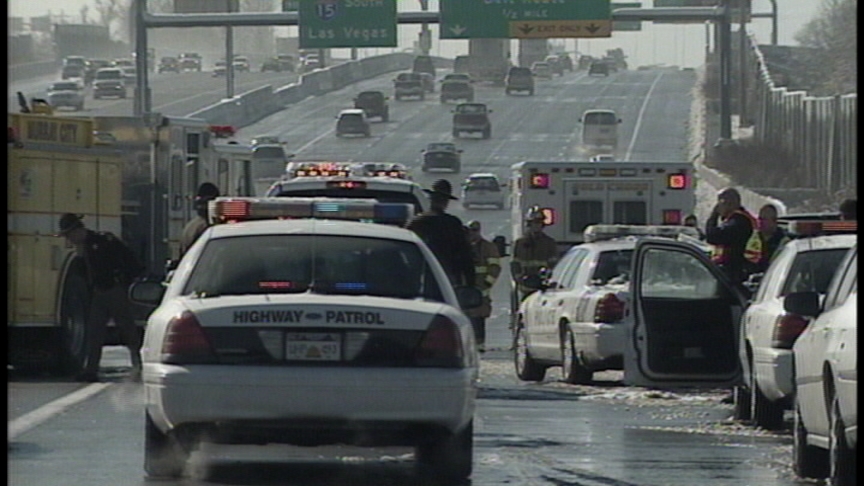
[405,179,475,287]
[179,182,221,258]
[465,220,501,352]
[58,213,145,382]
[511,206,558,313]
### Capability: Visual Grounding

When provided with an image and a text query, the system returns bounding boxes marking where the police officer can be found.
[179,182,221,258]
[511,206,558,307]
[705,187,762,284]
[405,179,475,287]
[465,220,501,352]
[58,213,145,382]
[839,198,856,220]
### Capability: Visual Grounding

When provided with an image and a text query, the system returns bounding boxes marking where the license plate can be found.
[285,332,341,361]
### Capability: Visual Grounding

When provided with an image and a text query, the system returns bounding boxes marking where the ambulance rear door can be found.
[563,175,652,243]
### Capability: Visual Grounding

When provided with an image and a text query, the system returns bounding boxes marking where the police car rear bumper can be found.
[144,364,476,436]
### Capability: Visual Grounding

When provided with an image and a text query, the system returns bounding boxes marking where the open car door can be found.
[624,237,747,388]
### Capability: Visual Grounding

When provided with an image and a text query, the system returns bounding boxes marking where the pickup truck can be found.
[452,103,492,139]
[393,72,425,101]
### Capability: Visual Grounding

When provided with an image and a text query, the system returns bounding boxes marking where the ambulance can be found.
[510,161,696,255]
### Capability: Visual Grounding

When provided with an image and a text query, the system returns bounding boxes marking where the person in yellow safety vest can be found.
[705,187,763,284]
[511,206,559,303]
[465,220,501,352]
[755,203,791,272]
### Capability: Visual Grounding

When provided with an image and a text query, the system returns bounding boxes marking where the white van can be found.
[579,109,621,150]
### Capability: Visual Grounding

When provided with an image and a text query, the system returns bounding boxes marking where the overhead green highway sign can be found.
[299,0,397,49]
[612,2,642,31]
[439,0,612,39]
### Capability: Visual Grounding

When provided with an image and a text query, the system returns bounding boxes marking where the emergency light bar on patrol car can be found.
[288,161,410,180]
[208,197,413,226]
[786,219,857,237]
[583,224,701,243]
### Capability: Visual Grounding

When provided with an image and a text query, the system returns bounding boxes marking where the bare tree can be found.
[794,0,857,95]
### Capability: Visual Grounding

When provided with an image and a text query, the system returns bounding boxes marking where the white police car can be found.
[131,197,481,480]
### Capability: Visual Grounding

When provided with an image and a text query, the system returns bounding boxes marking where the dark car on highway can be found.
[505,66,534,96]
[440,80,474,103]
[393,72,425,101]
[158,57,180,73]
[452,103,492,139]
[589,60,610,76]
[420,142,463,173]
[353,90,389,122]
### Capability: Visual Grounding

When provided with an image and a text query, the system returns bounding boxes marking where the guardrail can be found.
[188,52,422,127]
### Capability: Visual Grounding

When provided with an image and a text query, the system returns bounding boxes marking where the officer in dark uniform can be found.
[405,179,476,287]
[179,182,221,258]
[705,187,761,284]
[58,213,146,382]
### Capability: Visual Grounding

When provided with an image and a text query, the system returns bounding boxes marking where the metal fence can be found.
[745,35,857,196]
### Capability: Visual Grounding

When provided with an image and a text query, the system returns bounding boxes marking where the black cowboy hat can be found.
[423,179,458,201]
[58,213,84,235]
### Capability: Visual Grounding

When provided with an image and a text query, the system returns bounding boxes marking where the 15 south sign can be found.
[299,0,397,49]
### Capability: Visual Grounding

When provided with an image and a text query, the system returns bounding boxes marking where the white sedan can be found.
[131,202,480,481]
[785,243,857,485]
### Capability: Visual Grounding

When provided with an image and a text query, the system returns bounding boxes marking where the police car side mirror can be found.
[128,280,166,306]
[454,285,484,310]
[492,235,508,257]
[577,118,583,123]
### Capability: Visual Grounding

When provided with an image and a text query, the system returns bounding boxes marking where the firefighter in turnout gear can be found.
[465,220,501,352]
[706,187,762,285]
[511,206,558,311]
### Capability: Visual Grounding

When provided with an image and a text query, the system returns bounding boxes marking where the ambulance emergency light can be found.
[209,197,412,226]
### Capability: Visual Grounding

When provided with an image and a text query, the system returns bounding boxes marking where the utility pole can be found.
[133,0,150,116]
[225,0,236,99]
[718,0,732,140]
[769,0,778,45]
[419,0,430,55]
[738,0,748,127]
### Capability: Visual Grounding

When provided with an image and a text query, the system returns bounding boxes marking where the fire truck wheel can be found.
[56,272,92,377]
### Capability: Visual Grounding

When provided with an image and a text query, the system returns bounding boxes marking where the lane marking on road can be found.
[624,71,665,162]
[8,383,111,440]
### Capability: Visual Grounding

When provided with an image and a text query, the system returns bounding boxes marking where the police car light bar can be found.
[209,197,412,226]
[787,219,857,237]
[584,224,701,243]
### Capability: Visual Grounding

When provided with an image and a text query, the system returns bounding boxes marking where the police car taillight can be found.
[771,313,810,349]
[161,311,217,364]
[788,220,857,237]
[326,180,367,189]
[584,224,700,243]
[594,293,625,323]
[415,315,465,368]
[209,197,412,225]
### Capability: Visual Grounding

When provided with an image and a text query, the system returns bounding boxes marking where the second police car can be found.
[515,224,701,384]
[130,197,482,480]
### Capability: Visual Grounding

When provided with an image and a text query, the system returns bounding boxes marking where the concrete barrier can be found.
[9,60,59,82]
[187,53,438,132]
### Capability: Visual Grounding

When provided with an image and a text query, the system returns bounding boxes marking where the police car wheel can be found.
[794,401,829,478]
[732,385,752,421]
[415,421,473,481]
[144,411,189,478]
[561,327,593,385]
[830,395,856,486]
[751,373,785,430]
[514,326,546,382]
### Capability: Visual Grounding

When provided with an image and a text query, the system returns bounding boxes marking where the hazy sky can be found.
[8,0,825,67]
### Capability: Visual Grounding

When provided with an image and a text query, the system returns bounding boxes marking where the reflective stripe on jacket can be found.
[710,209,762,266]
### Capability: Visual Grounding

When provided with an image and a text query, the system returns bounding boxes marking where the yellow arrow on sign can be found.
[508,20,612,38]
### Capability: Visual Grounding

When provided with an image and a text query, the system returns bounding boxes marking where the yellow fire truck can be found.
[8,113,255,375]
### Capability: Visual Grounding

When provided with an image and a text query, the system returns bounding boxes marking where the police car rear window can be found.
[183,235,444,302]
[252,146,286,159]
[584,112,617,125]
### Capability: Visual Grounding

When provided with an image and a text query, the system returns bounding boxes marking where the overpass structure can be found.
[132,1,749,139]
